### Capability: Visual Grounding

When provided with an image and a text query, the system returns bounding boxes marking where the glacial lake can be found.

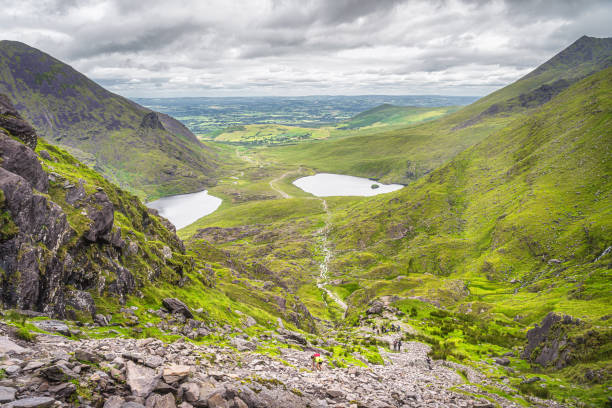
[146,190,222,230]
[292,173,403,197]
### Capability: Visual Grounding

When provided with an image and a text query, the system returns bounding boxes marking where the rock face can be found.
[0,94,188,317]
[0,93,37,149]
[522,312,581,368]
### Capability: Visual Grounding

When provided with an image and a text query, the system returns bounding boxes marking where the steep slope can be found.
[0,40,217,200]
[329,66,611,320]
[262,36,612,184]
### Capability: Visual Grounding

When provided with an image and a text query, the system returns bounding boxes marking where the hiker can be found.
[397,338,402,352]
[311,353,323,371]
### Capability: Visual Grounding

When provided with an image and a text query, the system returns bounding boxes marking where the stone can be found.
[122,403,146,408]
[0,130,47,192]
[23,361,45,371]
[75,349,102,363]
[326,388,344,399]
[230,337,257,352]
[0,337,29,354]
[206,392,227,408]
[6,397,55,408]
[144,355,164,369]
[32,320,70,336]
[48,382,77,398]
[494,357,510,366]
[95,314,110,326]
[243,316,256,328]
[126,361,160,398]
[162,298,193,318]
[180,382,199,402]
[104,396,125,408]
[162,364,191,383]
[366,301,384,315]
[0,386,16,403]
[233,397,248,408]
[521,376,542,384]
[40,364,76,382]
[145,393,176,408]
[0,94,38,149]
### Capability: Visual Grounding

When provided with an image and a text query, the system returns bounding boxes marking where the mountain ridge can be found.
[0,40,217,200]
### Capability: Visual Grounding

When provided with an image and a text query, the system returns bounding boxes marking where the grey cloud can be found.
[0,0,610,97]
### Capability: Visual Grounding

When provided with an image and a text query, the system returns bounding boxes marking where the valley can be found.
[0,33,610,408]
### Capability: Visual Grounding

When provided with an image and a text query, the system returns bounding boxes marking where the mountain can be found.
[179,41,612,405]
[0,40,217,200]
[263,36,612,185]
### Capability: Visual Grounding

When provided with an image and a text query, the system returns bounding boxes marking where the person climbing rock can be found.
[311,353,324,371]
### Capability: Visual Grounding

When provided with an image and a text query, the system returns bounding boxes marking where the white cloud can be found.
[0,0,610,97]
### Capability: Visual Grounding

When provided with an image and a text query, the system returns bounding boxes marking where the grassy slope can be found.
[259,36,612,185]
[327,66,611,323]
[0,41,217,200]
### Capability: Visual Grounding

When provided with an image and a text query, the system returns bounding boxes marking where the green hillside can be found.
[260,36,612,185]
[0,40,218,200]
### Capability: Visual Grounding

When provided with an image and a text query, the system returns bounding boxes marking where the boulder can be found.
[162,365,191,384]
[145,393,176,408]
[32,320,70,336]
[95,314,110,326]
[0,386,16,403]
[230,337,257,352]
[494,357,510,366]
[162,298,193,318]
[180,382,199,402]
[5,397,56,408]
[0,95,37,148]
[366,301,384,315]
[103,396,125,408]
[0,132,48,192]
[40,364,76,382]
[126,361,160,398]
[0,336,29,355]
[75,349,101,363]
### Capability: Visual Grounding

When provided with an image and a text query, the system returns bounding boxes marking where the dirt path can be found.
[269,170,296,199]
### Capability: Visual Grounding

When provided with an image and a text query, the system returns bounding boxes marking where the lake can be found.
[146,190,222,230]
[292,173,403,197]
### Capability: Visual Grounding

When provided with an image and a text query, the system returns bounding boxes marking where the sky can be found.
[1,0,611,97]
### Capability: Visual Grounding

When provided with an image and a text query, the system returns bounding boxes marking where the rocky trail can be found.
[316,199,348,314]
[0,317,564,408]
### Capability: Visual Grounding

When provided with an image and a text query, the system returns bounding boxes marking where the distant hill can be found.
[340,104,460,130]
[264,36,612,184]
[0,40,217,199]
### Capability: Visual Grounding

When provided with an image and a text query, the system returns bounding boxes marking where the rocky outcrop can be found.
[140,112,165,130]
[0,94,189,318]
[0,94,38,149]
[522,312,581,368]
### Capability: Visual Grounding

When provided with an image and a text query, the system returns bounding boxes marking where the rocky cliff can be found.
[0,94,189,317]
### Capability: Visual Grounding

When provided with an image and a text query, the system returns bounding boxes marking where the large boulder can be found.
[126,361,160,398]
[162,298,193,318]
[0,133,48,192]
[0,94,38,150]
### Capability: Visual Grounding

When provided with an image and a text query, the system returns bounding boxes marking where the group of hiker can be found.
[372,322,401,335]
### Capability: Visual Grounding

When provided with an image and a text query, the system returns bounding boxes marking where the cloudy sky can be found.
[2,0,611,97]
